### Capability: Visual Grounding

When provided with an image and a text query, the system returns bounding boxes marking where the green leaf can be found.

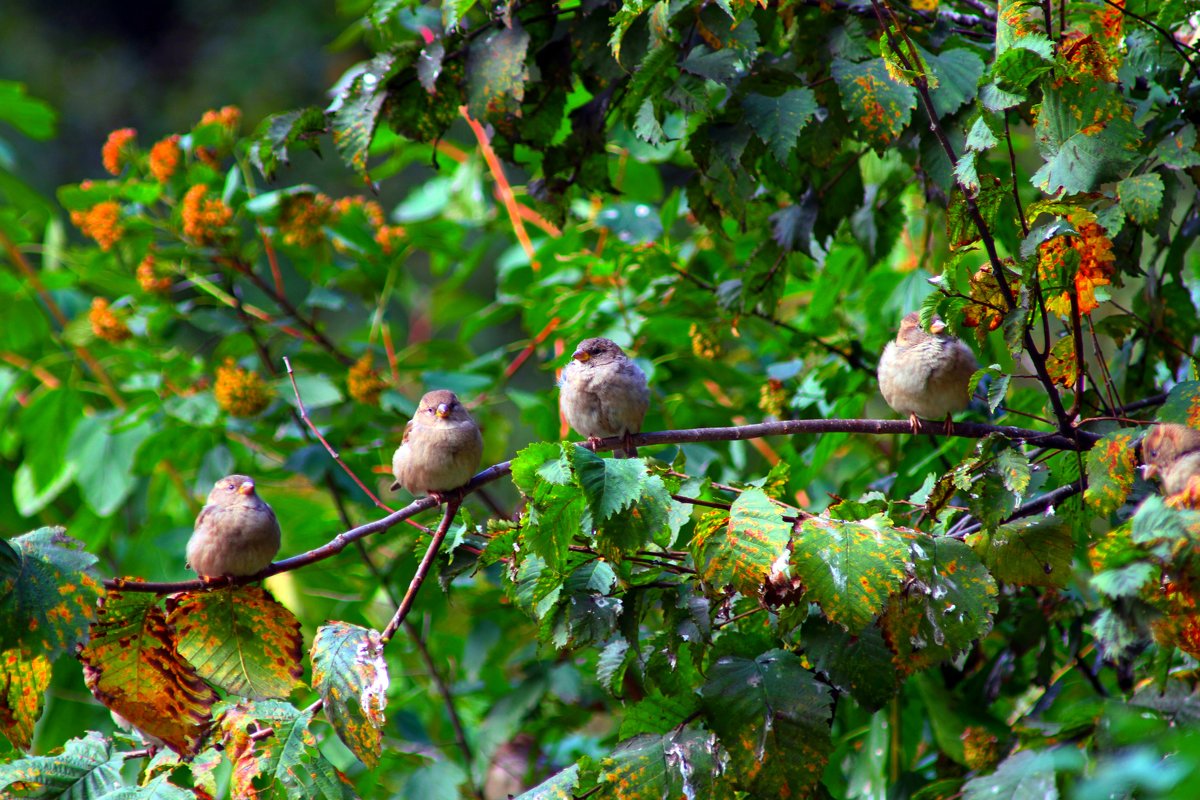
[619,691,701,738]
[1085,430,1141,515]
[331,54,395,176]
[466,22,530,122]
[831,57,917,147]
[701,650,832,796]
[790,514,908,633]
[1092,562,1156,598]
[570,445,645,520]
[0,528,101,657]
[742,88,818,163]
[277,373,344,410]
[0,81,57,140]
[66,412,153,517]
[962,749,1070,800]
[1117,173,1165,226]
[1156,125,1200,169]
[927,48,985,118]
[310,622,388,768]
[0,732,122,797]
[249,107,327,180]
[596,729,723,799]
[693,488,790,596]
[971,516,1073,588]
[168,586,305,701]
[514,765,580,799]
[804,618,899,712]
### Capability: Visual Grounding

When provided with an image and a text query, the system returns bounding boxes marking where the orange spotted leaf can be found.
[0,527,102,659]
[595,729,721,798]
[1158,381,1200,428]
[220,699,358,799]
[831,57,917,148]
[692,488,789,596]
[1085,429,1141,515]
[0,646,52,751]
[970,516,1072,588]
[1045,335,1078,386]
[310,622,388,768]
[790,514,908,633]
[167,586,305,701]
[79,589,217,756]
[466,23,530,124]
[700,650,832,797]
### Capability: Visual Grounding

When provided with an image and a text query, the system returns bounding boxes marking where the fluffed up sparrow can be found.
[391,389,484,501]
[1142,423,1200,499]
[558,337,650,457]
[878,311,979,434]
[186,474,281,579]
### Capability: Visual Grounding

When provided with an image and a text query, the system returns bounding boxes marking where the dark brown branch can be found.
[953,479,1086,538]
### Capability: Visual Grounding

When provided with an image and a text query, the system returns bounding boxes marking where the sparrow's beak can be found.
[929,319,946,335]
[436,403,450,419]
[572,349,590,362]
[238,481,256,496]
[1143,464,1158,479]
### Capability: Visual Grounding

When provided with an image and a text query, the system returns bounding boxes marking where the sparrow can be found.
[558,337,650,457]
[185,475,281,579]
[878,311,979,434]
[391,389,484,501]
[1142,423,1200,498]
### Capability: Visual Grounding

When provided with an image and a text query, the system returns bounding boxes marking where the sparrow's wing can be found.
[193,503,216,532]
[402,418,415,445]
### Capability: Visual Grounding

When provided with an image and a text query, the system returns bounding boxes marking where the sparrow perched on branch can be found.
[1142,423,1200,498]
[559,337,650,457]
[186,475,281,579]
[391,389,484,500]
[878,311,979,434]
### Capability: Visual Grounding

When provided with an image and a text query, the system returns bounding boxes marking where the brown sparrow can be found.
[878,312,979,434]
[1142,423,1200,498]
[186,475,281,578]
[558,337,650,457]
[391,389,484,501]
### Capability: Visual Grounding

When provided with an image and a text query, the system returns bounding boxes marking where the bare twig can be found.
[381,500,462,644]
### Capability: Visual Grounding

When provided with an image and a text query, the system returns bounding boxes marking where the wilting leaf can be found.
[310,622,388,768]
[693,488,790,596]
[0,646,52,750]
[1085,429,1141,515]
[168,585,305,700]
[79,590,218,756]
[595,729,723,799]
[0,732,122,797]
[0,527,101,658]
[831,57,917,147]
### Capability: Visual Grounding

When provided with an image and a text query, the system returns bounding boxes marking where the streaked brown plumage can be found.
[185,475,281,578]
[391,389,484,499]
[878,312,979,433]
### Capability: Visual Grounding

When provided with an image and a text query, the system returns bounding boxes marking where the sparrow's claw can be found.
[942,414,955,436]
[621,433,639,459]
[908,413,921,435]
[586,436,604,452]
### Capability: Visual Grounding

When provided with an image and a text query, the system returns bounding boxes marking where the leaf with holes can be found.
[790,514,908,633]
[221,700,358,799]
[692,488,789,596]
[831,57,917,147]
[595,729,723,799]
[1085,429,1141,515]
[970,516,1072,588]
[701,650,832,796]
[310,622,388,768]
[0,527,101,658]
[0,646,52,750]
[79,590,218,756]
[0,731,123,797]
[167,585,305,700]
[880,536,998,671]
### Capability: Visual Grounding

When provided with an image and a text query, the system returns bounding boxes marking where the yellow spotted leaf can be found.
[1085,429,1141,515]
[79,589,217,756]
[791,514,909,633]
[167,585,305,701]
[310,622,388,768]
[831,57,917,147]
[0,646,52,750]
[220,699,357,799]
[692,488,790,596]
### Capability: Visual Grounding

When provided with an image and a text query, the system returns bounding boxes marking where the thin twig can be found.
[381,500,461,644]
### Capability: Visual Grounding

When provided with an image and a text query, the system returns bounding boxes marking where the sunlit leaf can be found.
[310,622,388,768]
[692,488,789,596]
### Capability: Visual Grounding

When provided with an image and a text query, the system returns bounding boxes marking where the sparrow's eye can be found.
[224,483,234,491]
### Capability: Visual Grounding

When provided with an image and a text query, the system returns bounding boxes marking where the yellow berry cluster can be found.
[689,323,722,359]
[758,379,787,418]
[88,298,132,342]
[215,358,272,417]
[347,354,389,406]
[70,201,125,252]
[182,184,233,244]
